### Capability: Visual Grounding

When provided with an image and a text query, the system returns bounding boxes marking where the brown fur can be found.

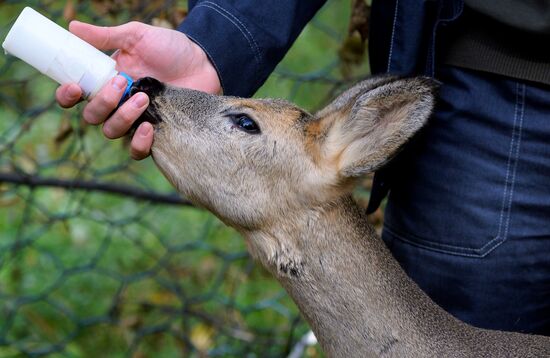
[141,75,550,357]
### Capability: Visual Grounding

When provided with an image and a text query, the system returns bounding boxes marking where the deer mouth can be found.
[136,104,162,126]
[127,77,165,135]
[127,104,163,139]
[129,77,165,125]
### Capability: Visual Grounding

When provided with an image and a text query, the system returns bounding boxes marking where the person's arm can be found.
[56,1,326,160]
[178,0,327,97]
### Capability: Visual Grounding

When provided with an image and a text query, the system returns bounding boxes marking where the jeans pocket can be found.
[382,70,526,258]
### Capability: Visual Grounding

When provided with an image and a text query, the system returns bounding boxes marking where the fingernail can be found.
[140,123,152,137]
[132,93,148,108]
[112,75,127,91]
[68,20,81,30]
[67,84,81,99]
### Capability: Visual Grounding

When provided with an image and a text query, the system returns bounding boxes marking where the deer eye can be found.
[232,115,261,134]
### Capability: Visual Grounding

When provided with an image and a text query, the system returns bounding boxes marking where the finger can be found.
[82,75,128,125]
[56,84,82,108]
[69,20,142,51]
[102,92,149,139]
[130,122,154,160]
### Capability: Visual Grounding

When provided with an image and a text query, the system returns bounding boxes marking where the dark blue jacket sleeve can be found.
[177,0,327,97]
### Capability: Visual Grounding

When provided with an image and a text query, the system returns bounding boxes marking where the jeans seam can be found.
[496,83,518,239]
[201,1,262,66]
[503,83,525,239]
[386,0,399,72]
[194,3,262,67]
[384,225,503,258]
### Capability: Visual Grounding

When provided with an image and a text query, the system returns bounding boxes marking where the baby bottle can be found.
[2,7,132,100]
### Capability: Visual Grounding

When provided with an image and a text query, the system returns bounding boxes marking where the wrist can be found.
[188,36,223,95]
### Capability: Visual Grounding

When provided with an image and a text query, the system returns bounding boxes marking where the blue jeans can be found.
[382,65,550,335]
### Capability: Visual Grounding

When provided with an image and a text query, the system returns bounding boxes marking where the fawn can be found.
[129,76,549,357]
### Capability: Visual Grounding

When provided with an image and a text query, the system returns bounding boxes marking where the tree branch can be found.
[0,172,194,207]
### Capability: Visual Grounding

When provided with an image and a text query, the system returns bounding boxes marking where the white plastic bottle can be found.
[2,7,132,99]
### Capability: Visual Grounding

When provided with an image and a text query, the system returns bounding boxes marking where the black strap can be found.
[366,169,391,214]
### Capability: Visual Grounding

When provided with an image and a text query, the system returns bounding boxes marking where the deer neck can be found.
[242,195,466,357]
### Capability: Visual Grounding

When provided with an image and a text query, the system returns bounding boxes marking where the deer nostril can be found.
[130,77,165,98]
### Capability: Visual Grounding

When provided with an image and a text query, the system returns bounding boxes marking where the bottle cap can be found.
[118,72,134,106]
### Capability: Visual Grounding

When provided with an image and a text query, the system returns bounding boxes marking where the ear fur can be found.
[311,76,437,178]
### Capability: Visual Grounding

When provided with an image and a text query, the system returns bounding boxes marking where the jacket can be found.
[177,0,465,211]
[178,0,465,97]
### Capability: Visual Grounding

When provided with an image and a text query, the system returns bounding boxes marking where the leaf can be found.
[190,323,215,353]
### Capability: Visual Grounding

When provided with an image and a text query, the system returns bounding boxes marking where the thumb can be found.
[68,21,142,51]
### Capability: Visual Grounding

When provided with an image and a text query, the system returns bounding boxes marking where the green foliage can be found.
[0,1,369,357]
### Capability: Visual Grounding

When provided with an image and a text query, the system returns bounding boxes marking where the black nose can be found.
[130,77,165,98]
[126,77,164,132]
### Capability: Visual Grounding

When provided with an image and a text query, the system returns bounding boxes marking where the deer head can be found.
[131,76,435,233]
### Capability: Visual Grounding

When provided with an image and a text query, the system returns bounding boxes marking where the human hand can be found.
[56,21,222,159]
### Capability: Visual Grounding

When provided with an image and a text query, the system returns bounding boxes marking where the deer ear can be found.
[312,77,436,178]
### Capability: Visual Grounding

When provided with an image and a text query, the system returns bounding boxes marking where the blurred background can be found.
[0,0,372,356]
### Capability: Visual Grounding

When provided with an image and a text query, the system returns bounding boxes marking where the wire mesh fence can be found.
[0,1,370,356]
